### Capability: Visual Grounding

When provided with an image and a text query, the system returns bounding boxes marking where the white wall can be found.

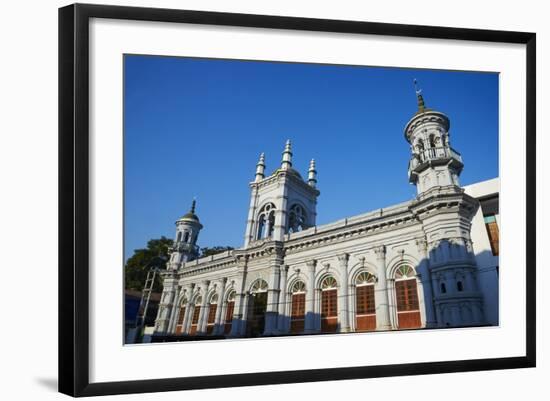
[464,178,500,325]
[0,1,546,400]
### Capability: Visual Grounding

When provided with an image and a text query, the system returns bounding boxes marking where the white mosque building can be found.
[152,89,500,339]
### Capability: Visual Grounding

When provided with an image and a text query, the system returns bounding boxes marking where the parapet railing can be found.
[409,146,462,171]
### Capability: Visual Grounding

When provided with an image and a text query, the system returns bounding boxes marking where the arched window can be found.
[416,139,425,153]
[176,231,182,242]
[250,279,268,293]
[175,297,187,335]
[290,281,306,333]
[224,290,236,334]
[320,276,338,333]
[429,134,436,148]
[440,282,447,294]
[206,294,218,335]
[287,204,307,233]
[183,231,190,243]
[355,272,376,331]
[457,281,464,292]
[190,296,202,336]
[256,203,276,240]
[394,265,421,329]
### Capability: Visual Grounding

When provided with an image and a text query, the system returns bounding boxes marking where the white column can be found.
[167,285,181,334]
[244,187,258,247]
[239,292,250,336]
[272,179,289,241]
[374,246,392,330]
[337,253,351,332]
[230,257,248,337]
[349,284,356,332]
[197,280,210,334]
[181,284,194,334]
[264,257,282,335]
[416,239,437,328]
[229,290,245,337]
[304,260,317,333]
[277,265,289,333]
[154,277,177,334]
[213,278,226,335]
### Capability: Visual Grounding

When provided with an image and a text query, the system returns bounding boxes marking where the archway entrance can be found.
[395,266,422,329]
[320,276,338,333]
[246,280,268,337]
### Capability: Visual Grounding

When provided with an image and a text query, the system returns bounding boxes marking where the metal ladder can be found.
[135,268,158,330]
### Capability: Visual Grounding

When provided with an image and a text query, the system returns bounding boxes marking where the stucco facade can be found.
[153,91,499,339]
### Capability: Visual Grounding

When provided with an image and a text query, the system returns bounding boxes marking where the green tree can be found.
[200,246,234,257]
[124,237,173,292]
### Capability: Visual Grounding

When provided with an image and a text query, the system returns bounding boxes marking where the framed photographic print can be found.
[58,3,536,397]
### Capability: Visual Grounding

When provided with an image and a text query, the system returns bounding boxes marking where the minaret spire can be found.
[255,152,266,181]
[414,78,426,113]
[307,158,317,187]
[281,139,293,170]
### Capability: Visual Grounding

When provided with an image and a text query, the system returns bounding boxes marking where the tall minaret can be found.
[255,152,266,182]
[406,81,485,328]
[167,199,203,269]
[405,80,464,195]
[281,139,293,171]
[307,159,317,187]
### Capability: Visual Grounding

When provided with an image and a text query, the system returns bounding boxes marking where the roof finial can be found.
[190,198,196,214]
[414,78,426,113]
[255,152,266,181]
[308,158,317,187]
[281,139,293,170]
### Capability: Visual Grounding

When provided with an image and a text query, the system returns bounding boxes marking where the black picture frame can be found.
[59,3,536,397]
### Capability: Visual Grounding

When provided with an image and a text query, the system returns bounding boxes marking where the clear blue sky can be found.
[124,55,498,261]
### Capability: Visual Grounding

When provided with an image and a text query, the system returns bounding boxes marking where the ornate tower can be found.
[167,199,203,269]
[405,81,485,327]
[244,140,320,247]
[405,80,464,195]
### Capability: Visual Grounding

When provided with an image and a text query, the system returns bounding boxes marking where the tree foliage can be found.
[124,237,173,292]
[200,246,234,257]
[124,238,234,292]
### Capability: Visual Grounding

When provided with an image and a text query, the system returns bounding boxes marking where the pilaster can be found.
[374,246,391,330]
[337,253,351,332]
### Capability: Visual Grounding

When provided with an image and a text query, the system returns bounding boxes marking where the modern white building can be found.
[153,90,499,339]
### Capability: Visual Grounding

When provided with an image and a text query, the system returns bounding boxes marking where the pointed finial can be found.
[308,158,317,187]
[281,139,293,170]
[190,198,196,213]
[414,78,426,113]
[255,152,266,181]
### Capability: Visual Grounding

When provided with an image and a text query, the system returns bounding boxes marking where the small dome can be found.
[272,167,303,179]
[179,211,200,222]
[178,199,200,223]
